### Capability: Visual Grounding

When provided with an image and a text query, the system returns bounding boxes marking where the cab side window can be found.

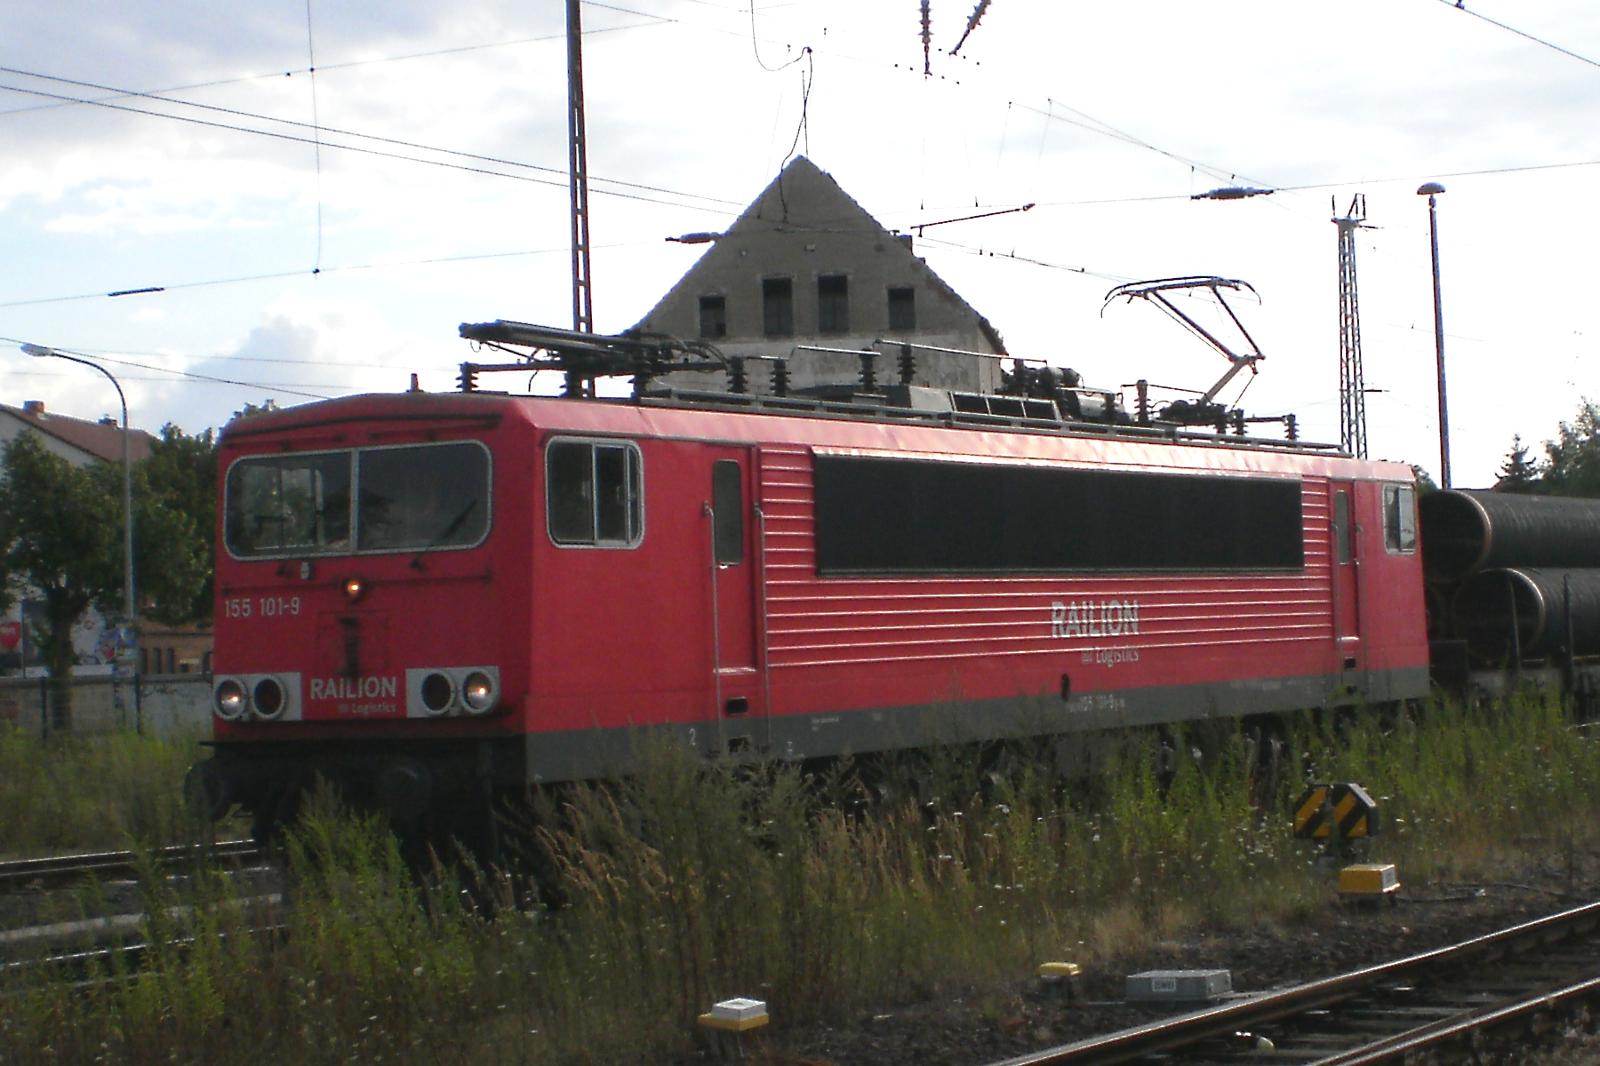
[547,439,643,547]
[1384,484,1417,553]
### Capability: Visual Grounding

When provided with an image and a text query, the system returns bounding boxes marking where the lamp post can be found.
[1417,182,1450,489]
[20,344,136,642]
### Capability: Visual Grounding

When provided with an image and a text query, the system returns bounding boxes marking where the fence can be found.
[0,673,211,739]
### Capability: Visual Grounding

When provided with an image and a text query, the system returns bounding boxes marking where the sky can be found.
[3,0,1598,488]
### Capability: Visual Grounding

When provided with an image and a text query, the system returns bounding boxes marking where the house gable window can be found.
[887,286,916,331]
[698,294,727,338]
[762,277,794,337]
[818,274,849,334]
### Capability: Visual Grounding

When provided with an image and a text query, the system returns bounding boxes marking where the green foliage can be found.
[1495,433,1540,493]
[0,434,118,712]
[1494,399,1600,497]
[0,726,203,857]
[0,425,214,721]
[1295,694,1600,880]
[1540,399,1600,497]
[139,423,218,624]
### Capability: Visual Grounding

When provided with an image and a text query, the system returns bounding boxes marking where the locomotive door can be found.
[1330,482,1363,669]
[701,448,766,738]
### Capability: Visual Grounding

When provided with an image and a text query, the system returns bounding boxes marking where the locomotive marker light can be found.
[461,670,497,714]
[404,666,501,718]
[214,673,303,721]
[251,676,288,720]
[214,679,248,721]
[420,672,455,715]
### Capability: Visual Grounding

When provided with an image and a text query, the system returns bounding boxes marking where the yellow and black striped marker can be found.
[1293,782,1379,840]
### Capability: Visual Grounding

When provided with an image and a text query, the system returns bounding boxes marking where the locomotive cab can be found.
[190,394,528,843]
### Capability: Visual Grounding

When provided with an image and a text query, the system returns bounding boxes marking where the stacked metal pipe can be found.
[1419,490,1600,663]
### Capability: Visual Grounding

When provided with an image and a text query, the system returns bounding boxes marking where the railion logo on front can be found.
[309,675,402,716]
[310,675,399,700]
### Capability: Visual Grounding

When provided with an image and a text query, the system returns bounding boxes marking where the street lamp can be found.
[19,344,136,637]
[1417,182,1450,489]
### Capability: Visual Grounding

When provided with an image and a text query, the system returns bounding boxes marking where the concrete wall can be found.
[0,673,211,739]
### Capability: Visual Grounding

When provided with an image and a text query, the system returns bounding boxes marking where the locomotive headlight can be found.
[461,670,497,714]
[214,679,248,721]
[343,577,367,603]
[419,671,455,715]
[252,676,288,720]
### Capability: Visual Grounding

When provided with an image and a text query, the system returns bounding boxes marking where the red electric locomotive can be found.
[187,323,1431,841]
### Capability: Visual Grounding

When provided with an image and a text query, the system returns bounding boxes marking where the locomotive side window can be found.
[813,454,1304,573]
[712,460,744,565]
[1384,484,1417,553]
[357,442,490,552]
[547,439,643,548]
[1333,490,1352,565]
[226,452,352,556]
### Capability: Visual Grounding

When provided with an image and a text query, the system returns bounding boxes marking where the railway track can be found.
[0,839,262,892]
[993,899,1600,1065]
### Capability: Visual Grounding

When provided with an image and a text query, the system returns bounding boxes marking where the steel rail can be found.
[989,898,1600,1066]
[1310,971,1600,1065]
[4,921,288,988]
[0,839,261,889]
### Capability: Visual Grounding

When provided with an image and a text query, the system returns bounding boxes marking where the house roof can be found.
[1,403,157,464]
[632,155,1005,352]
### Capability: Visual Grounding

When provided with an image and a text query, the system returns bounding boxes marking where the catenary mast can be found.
[1334,195,1370,458]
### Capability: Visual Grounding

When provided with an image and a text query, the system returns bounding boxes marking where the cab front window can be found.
[226,452,351,556]
[225,441,490,558]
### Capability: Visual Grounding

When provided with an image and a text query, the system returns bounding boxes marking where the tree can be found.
[0,434,121,728]
[0,432,210,729]
[1495,434,1542,493]
[1539,400,1600,498]
[141,424,218,623]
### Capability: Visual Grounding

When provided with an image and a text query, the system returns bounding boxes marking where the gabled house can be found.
[632,156,1006,395]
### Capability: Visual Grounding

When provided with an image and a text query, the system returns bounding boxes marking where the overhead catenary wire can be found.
[16,3,1572,234]
[1,4,1262,218]
[0,10,1276,227]
[0,336,334,400]
[0,13,673,120]
[6,5,1593,337]
[1433,0,1600,71]
[304,0,325,274]
[6,139,1593,314]
[0,69,742,212]
[0,241,635,310]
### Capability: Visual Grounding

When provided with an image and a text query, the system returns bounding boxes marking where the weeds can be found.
[0,726,204,857]
[3,692,1599,1064]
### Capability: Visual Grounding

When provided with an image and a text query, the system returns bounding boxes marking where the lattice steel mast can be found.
[1334,195,1370,457]
[567,0,593,338]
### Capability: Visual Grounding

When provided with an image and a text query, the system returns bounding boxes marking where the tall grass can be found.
[0,726,204,857]
[1297,693,1600,883]
[4,693,1599,1064]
